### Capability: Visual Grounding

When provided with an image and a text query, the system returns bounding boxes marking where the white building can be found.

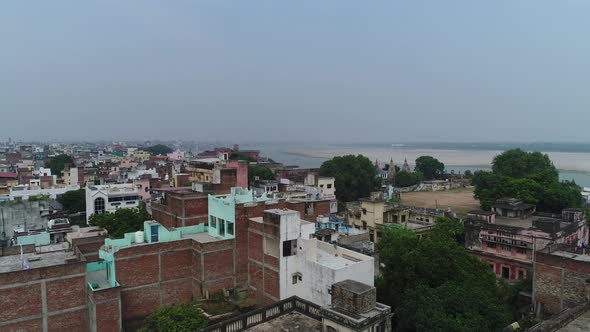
[9,184,80,200]
[583,187,590,204]
[317,176,336,198]
[85,184,141,222]
[251,209,374,307]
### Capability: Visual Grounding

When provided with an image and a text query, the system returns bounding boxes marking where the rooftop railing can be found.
[200,296,322,332]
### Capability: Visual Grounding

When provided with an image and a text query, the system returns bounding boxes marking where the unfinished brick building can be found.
[1,187,337,331]
[534,243,590,317]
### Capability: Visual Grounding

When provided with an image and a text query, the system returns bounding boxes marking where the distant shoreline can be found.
[286,148,590,174]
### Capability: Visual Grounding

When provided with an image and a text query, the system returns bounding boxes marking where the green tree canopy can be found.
[492,149,558,182]
[57,189,86,213]
[248,165,276,186]
[230,151,256,162]
[377,222,512,331]
[473,149,582,212]
[319,155,381,203]
[143,144,173,155]
[414,156,445,180]
[395,170,422,187]
[89,208,151,238]
[140,303,207,332]
[44,154,74,176]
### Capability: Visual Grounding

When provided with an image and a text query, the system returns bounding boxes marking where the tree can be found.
[473,150,582,212]
[395,170,422,187]
[463,170,473,178]
[319,155,381,203]
[431,217,464,245]
[230,151,256,162]
[89,208,151,238]
[144,144,173,155]
[248,165,276,186]
[44,154,74,176]
[140,303,207,332]
[414,156,445,180]
[492,149,558,182]
[57,189,86,213]
[377,224,513,331]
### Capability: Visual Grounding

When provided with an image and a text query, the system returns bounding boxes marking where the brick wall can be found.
[151,194,208,228]
[114,240,194,325]
[0,262,89,332]
[535,251,590,316]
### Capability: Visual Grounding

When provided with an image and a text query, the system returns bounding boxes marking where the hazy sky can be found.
[1,1,590,143]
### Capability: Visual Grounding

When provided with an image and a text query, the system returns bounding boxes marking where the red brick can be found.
[248,232,263,262]
[116,254,159,287]
[161,249,192,281]
[0,317,43,332]
[205,277,234,295]
[121,285,160,321]
[47,308,87,332]
[203,249,233,280]
[264,267,279,299]
[96,300,121,332]
[46,276,86,312]
[161,279,193,305]
[0,283,42,322]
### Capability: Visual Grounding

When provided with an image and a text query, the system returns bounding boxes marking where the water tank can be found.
[135,231,144,243]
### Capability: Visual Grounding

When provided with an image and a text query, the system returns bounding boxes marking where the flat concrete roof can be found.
[551,251,590,263]
[244,312,321,332]
[265,208,299,215]
[0,250,76,273]
[181,232,224,243]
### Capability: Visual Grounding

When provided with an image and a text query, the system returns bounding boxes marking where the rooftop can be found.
[244,312,321,332]
[181,232,224,243]
[333,279,373,294]
[550,250,590,263]
[0,250,75,273]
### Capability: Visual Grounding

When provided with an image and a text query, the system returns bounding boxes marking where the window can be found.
[518,270,525,280]
[227,222,234,236]
[502,245,511,252]
[327,184,332,189]
[219,218,225,236]
[362,222,367,230]
[292,273,302,284]
[210,216,217,228]
[283,240,296,257]
[489,263,495,271]
[320,184,324,188]
[362,208,367,215]
[502,266,510,279]
[517,247,526,255]
[94,197,105,215]
[487,242,497,249]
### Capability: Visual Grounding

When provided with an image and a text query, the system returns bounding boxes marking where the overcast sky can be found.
[1,1,589,143]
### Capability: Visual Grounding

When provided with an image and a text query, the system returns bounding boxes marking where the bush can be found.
[140,303,207,332]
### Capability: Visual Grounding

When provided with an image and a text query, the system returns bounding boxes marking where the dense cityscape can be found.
[3,1,590,331]
[0,140,589,331]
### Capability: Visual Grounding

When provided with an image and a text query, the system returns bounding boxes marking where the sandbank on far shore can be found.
[287,148,590,173]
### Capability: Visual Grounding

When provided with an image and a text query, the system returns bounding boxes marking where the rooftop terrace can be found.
[0,247,75,273]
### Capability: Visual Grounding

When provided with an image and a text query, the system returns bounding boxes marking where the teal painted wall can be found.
[17,233,50,246]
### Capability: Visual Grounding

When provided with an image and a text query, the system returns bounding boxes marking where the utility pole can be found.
[531,235,538,318]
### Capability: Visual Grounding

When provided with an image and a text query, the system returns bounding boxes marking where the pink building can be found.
[465,200,588,282]
[225,160,248,189]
